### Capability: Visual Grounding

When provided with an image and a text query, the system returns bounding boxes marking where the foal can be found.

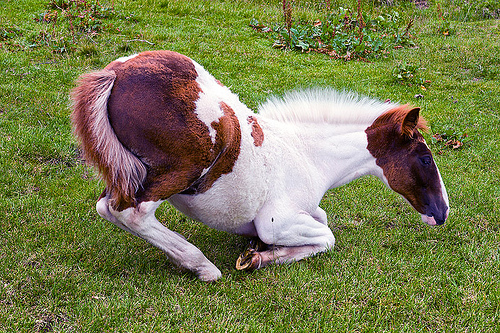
[72,51,449,281]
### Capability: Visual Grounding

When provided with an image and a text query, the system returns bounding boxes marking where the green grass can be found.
[1,0,499,331]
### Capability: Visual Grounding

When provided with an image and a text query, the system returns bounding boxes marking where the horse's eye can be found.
[420,156,432,165]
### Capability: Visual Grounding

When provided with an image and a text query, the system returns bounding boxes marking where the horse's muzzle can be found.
[421,206,449,226]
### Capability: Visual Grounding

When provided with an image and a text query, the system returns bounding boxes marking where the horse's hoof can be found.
[235,249,262,271]
[236,238,267,271]
[236,248,255,270]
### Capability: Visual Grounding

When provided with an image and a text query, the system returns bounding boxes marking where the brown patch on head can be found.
[366,105,448,224]
[181,102,242,194]
[247,116,264,147]
[369,105,428,138]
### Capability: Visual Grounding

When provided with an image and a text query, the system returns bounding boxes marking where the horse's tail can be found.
[71,69,147,209]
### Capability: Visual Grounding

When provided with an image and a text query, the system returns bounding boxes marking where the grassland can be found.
[1,0,499,331]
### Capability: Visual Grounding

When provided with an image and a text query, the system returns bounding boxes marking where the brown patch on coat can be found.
[74,50,243,209]
[105,51,216,206]
[247,116,264,147]
[181,102,242,194]
[365,105,446,219]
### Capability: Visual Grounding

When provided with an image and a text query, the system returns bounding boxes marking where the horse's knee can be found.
[254,211,335,248]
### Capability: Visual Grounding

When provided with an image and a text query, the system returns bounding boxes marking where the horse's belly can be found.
[168,176,266,235]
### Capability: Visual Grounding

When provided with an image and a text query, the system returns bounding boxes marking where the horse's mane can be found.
[257,89,397,126]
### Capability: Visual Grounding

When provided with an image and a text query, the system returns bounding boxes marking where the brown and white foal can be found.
[72,51,449,281]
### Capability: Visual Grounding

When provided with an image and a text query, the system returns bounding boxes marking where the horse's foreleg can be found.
[237,209,335,271]
[236,243,327,270]
[96,195,222,281]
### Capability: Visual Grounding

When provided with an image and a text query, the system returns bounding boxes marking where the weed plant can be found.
[251,6,415,60]
[392,62,430,88]
[1,0,134,54]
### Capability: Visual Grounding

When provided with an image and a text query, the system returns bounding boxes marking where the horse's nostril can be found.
[430,212,447,225]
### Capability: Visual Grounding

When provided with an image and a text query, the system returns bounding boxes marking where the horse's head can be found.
[366,105,449,225]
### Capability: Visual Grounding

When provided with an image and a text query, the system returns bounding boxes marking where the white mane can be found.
[257,89,397,125]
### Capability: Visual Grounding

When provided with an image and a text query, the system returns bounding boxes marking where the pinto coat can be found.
[72,51,449,281]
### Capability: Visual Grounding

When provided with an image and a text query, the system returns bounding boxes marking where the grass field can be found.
[1,0,499,331]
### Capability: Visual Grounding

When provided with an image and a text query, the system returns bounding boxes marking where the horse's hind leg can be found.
[96,195,222,281]
[237,244,328,271]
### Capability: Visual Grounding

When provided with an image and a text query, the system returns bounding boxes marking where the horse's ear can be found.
[401,107,420,138]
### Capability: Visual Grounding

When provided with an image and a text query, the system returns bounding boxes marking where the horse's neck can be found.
[276,121,380,191]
